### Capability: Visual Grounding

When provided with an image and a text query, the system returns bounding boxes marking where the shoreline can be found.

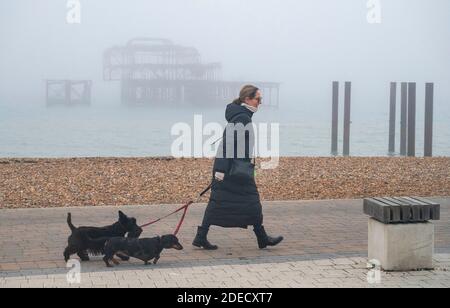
[1,157,450,209]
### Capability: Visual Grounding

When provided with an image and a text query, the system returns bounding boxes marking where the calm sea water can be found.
[0,103,449,158]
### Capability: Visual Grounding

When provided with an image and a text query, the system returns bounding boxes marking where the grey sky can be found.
[0,0,449,111]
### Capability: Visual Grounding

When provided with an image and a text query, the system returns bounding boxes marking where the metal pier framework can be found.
[103,38,280,107]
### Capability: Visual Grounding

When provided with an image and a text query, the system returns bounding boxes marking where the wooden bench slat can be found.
[363,198,394,223]
[371,197,401,223]
[363,196,440,223]
[400,196,425,205]
[381,197,406,206]
[410,197,438,206]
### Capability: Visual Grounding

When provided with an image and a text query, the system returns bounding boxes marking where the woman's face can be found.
[245,90,262,108]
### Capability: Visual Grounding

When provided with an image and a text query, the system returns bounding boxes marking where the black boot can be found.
[192,226,218,250]
[253,225,283,249]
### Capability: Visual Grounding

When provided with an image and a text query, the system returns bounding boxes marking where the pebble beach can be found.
[0,157,449,209]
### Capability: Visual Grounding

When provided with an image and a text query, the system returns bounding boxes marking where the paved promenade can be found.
[1,197,449,288]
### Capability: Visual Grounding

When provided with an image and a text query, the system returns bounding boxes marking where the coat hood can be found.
[225,103,254,122]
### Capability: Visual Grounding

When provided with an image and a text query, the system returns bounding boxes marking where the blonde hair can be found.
[232,85,259,105]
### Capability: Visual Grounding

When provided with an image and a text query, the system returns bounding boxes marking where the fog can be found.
[0,0,449,112]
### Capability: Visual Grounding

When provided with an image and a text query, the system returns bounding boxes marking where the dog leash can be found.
[139,181,217,235]
[139,115,244,234]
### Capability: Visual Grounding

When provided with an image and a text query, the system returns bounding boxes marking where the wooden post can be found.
[400,82,408,156]
[388,82,397,155]
[343,82,351,156]
[424,83,434,157]
[331,81,339,155]
[407,82,416,157]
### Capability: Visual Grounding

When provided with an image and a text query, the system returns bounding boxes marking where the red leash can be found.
[139,182,215,235]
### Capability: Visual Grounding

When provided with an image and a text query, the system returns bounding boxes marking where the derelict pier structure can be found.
[103,38,280,107]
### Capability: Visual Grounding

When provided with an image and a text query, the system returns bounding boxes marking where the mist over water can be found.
[1,102,449,158]
[1,0,449,158]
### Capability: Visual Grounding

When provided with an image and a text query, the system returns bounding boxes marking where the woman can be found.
[192,85,284,250]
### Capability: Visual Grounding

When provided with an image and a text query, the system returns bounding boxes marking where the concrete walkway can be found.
[1,197,449,288]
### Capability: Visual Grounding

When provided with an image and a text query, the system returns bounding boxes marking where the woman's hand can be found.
[214,172,225,181]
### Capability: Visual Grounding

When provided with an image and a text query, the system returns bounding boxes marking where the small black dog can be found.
[102,234,183,267]
[64,211,143,262]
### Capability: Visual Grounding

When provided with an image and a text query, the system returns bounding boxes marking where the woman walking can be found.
[192,85,284,250]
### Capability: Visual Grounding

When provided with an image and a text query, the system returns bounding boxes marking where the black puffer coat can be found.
[202,103,263,228]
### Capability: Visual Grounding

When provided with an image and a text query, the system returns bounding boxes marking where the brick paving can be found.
[1,197,449,288]
[1,254,450,288]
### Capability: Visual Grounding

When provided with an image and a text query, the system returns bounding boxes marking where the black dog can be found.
[63,211,143,262]
[102,234,183,267]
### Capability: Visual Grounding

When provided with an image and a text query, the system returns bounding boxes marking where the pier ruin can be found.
[103,38,280,107]
[46,80,92,106]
